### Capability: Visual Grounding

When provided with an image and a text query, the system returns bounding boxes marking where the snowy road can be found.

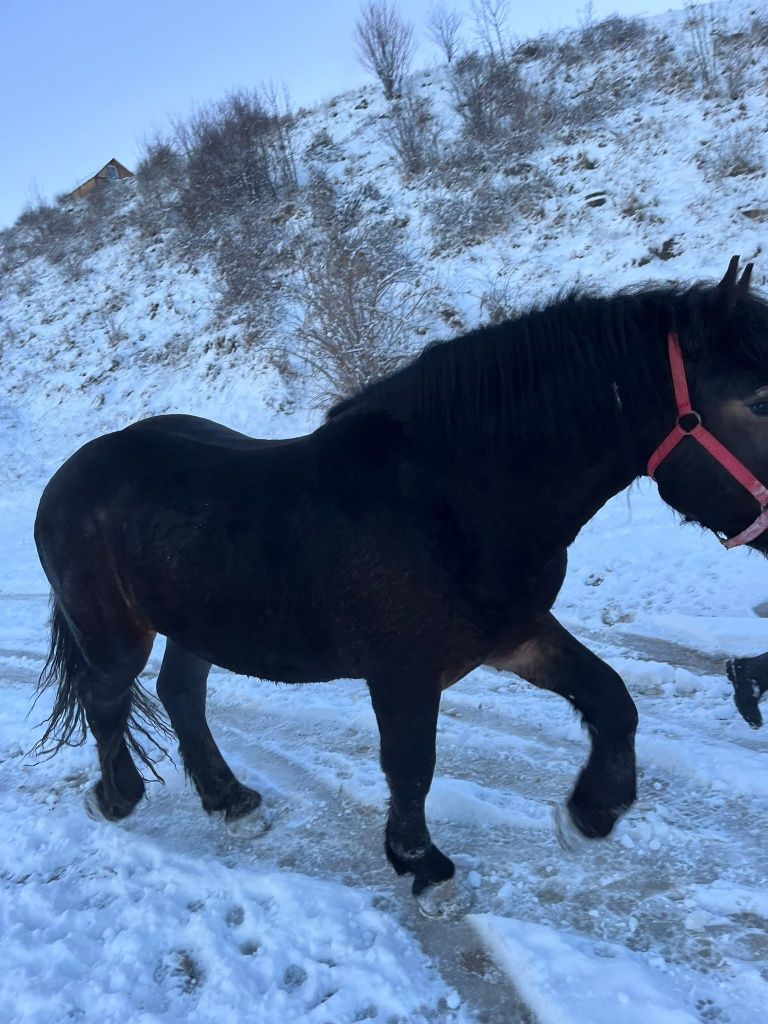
[4,0,768,1011]
[1,565,766,1023]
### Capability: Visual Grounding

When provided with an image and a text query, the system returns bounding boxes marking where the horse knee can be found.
[584,669,638,740]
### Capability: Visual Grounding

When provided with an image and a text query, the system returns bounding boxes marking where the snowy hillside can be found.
[1,2,768,1022]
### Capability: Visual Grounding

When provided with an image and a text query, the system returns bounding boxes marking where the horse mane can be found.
[326,281,768,458]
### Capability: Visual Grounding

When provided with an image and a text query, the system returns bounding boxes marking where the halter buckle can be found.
[677,411,702,433]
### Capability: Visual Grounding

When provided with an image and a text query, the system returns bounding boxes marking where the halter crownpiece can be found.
[647,331,768,549]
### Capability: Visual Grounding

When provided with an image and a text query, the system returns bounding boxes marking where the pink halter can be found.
[647,332,768,549]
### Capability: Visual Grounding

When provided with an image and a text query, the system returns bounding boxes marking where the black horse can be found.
[34,257,768,898]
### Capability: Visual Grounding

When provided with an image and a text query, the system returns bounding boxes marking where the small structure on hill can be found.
[68,158,134,200]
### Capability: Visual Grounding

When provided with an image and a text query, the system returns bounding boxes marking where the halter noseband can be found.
[647,331,768,549]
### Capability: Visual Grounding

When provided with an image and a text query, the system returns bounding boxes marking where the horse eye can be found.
[749,400,768,416]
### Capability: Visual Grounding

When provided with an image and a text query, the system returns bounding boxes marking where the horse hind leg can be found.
[155,639,262,822]
[36,599,163,821]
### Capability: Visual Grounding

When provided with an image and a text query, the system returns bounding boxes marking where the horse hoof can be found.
[414,876,475,921]
[84,785,109,822]
[225,805,271,838]
[553,802,594,853]
[84,781,142,822]
[205,784,263,821]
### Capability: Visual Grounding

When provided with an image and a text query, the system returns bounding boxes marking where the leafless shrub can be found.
[97,311,129,351]
[354,0,415,100]
[471,0,511,63]
[546,25,681,127]
[513,37,556,63]
[553,34,585,69]
[303,127,343,164]
[684,1,719,89]
[136,138,183,189]
[0,227,17,274]
[0,319,23,362]
[384,88,441,175]
[450,52,509,143]
[135,137,184,236]
[698,128,765,182]
[79,180,133,245]
[561,64,645,130]
[286,173,436,399]
[11,200,78,267]
[450,52,557,154]
[556,8,652,67]
[718,35,752,100]
[682,0,748,97]
[175,87,298,233]
[213,212,286,348]
[426,4,463,63]
[428,166,552,252]
[7,263,38,298]
[751,15,768,47]
[577,14,648,58]
[479,269,522,324]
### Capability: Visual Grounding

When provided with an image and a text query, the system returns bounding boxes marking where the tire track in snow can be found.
[2,615,768,1023]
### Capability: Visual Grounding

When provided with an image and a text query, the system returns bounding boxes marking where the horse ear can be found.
[717,255,741,308]
[737,262,754,297]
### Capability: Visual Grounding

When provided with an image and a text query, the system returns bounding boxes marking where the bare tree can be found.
[286,174,436,399]
[354,0,416,100]
[426,4,463,63]
[471,0,511,63]
[384,87,441,175]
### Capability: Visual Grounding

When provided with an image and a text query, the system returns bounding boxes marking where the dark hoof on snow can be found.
[204,783,263,822]
[385,837,455,894]
[412,850,456,897]
[554,797,623,852]
[554,802,596,853]
[726,659,764,729]
[224,786,263,822]
[84,781,143,822]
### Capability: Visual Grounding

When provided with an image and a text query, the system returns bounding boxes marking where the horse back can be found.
[121,414,298,451]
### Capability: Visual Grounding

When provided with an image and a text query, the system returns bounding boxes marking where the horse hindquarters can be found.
[34,484,164,819]
[34,594,162,819]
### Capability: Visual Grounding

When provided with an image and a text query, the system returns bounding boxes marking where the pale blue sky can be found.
[0,0,681,228]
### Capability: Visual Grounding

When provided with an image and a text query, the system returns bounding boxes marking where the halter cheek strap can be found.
[647,332,768,549]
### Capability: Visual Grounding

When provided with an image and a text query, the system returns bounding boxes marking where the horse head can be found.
[651,256,768,552]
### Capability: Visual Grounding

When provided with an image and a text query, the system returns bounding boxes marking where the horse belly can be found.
[165,623,348,684]
[139,555,350,683]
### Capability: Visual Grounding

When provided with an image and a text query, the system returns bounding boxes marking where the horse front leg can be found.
[367,674,454,895]
[489,613,639,846]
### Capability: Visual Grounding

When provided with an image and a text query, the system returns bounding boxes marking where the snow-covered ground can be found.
[3,2,768,1021]
[2,472,767,1024]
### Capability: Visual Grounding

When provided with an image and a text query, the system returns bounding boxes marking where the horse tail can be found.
[33,597,89,755]
[32,596,170,780]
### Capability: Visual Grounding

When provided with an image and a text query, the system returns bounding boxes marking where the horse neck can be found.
[431,330,674,548]
[439,427,643,551]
